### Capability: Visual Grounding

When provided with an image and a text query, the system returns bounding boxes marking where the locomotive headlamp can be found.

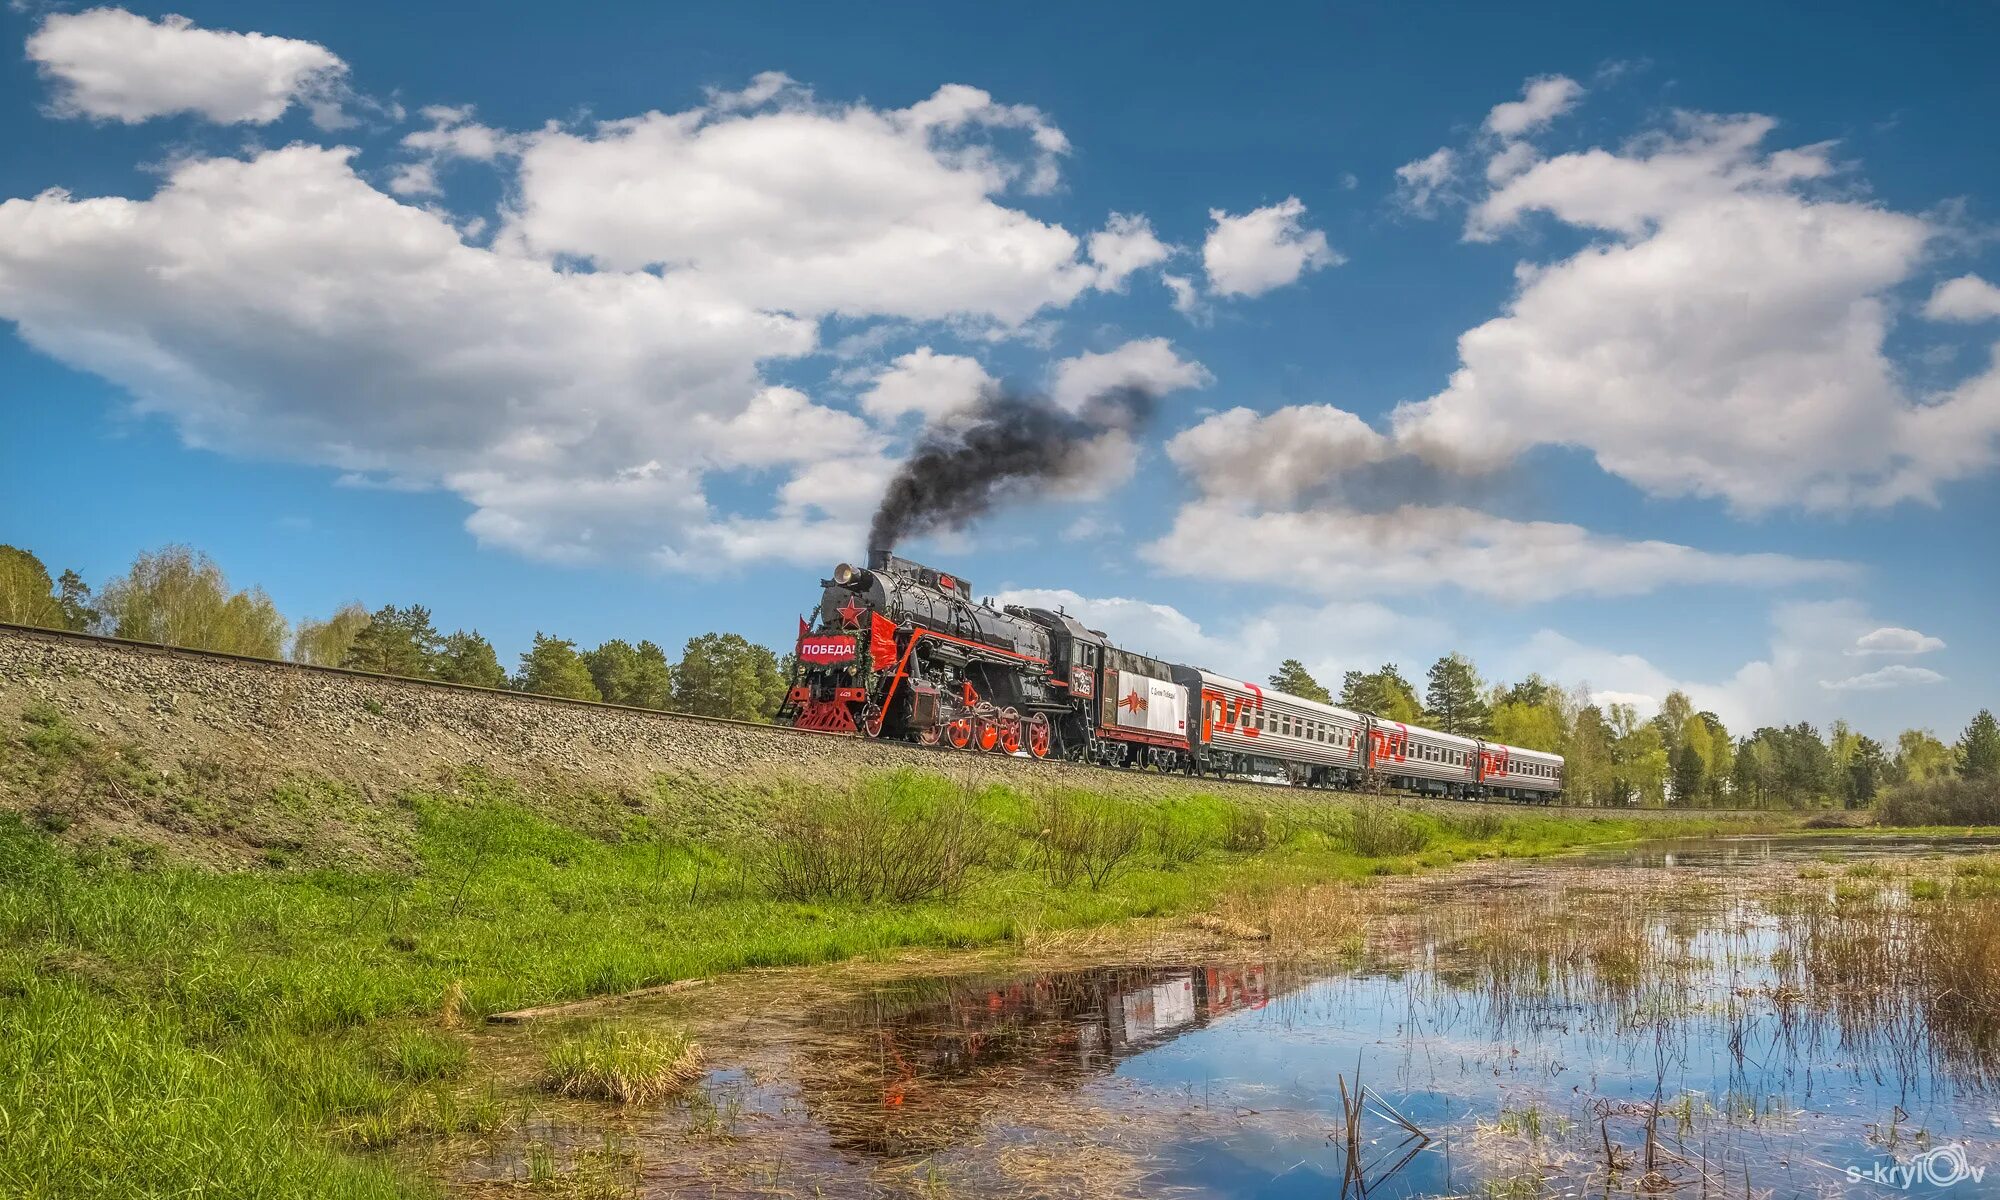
[833,562,873,590]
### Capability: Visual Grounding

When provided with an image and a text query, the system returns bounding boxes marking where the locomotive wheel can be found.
[974,716,1000,753]
[919,721,942,746]
[945,718,973,750]
[1025,713,1052,759]
[996,706,1023,754]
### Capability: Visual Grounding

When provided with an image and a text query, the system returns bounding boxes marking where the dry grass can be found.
[544,1024,702,1105]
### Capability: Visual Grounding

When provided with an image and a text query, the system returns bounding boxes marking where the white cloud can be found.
[1483,74,1584,138]
[1164,405,1389,507]
[1142,499,1850,604]
[1202,197,1341,297]
[1926,274,2000,323]
[1822,664,1947,691]
[859,347,994,423]
[1391,109,2000,512]
[1395,148,1458,216]
[495,80,1100,323]
[1484,141,1540,186]
[28,8,347,126]
[1509,600,1951,736]
[1850,626,1946,655]
[0,66,1208,573]
[0,144,839,566]
[1161,273,1203,318]
[1049,338,1211,410]
[1087,213,1172,291]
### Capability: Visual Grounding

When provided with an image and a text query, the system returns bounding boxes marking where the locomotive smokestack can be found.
[868,383,1158,553]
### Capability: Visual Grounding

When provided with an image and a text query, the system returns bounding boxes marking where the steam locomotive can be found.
[777,551,1563,801]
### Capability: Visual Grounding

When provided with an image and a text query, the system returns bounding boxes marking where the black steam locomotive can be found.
[777,551,1566,799]
[779,550,1196,768]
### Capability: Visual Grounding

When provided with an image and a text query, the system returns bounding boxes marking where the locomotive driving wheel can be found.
[995,706,1023,755]
[1025,712,1052,759]
[973,712,1001,753]
[945,717,973,750]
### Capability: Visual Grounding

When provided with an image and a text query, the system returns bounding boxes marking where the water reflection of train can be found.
[799,964,1288,1155]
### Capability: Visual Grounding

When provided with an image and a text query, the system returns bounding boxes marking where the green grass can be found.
[0,705,1786,1199]
[544,1024,701,1105]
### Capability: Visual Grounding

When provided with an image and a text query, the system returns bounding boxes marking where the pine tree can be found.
[55,569,97,631]
[584,638,673,709]
[434,630,508,688]
[1423,653,1491,736]
[1960,710,2000,782]
[1338,665,1423,722]
[516,634,602,701]
[672,633,785,721]
[1267,659,1331,704]
[1670,737,1706,808]
[342,605,441,677]
[1846,735,1888,807]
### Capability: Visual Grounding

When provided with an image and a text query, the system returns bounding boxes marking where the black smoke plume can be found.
[869,384,1155,553]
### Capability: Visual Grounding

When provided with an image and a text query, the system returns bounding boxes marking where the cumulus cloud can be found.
[493,80,1098,323]
[1511,600,1943,733]
[859,348,995,423]
[1141,500,1850,604]
[1850,626,1946,655]
[1048,338,1211,410]
[1394,148,1458,216]
[0,144,859,566]
[1483,74,1584,138]
[1087,213,1172,291]
[1390,108,2000,512]
[1202,198,1341,297]
[28,8,348,126]
[1927,274,2000,323]
[0,61,1197,572]
[1164,405,1390,507]
[1821,664,1947,691]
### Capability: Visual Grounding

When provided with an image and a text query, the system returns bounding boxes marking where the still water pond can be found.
[518,836,2000,1198]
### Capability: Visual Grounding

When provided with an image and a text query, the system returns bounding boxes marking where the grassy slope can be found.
[0,702,1788,1199]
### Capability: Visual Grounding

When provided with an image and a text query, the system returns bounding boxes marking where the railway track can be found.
[0,621,1764,819]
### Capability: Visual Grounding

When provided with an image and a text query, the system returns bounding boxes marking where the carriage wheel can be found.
[945,718,973,750]
[974,715,1001,753]
[1025,713,1052,760]
[996,707,1023,755]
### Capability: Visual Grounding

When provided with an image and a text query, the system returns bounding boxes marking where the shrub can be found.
[1148,812,1208,868]
[545,1024,702,1105]
[1878,777,2000,827]
[1344,804,1433,858]
[759,775,994,903]
[1034,790,1145,890]
[1222,805,1273,852]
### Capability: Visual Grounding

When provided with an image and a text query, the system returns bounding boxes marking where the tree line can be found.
[1,544,790,722]
[1267,654,1998,812]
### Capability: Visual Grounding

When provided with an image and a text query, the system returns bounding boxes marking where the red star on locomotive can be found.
[777,552,1563,801]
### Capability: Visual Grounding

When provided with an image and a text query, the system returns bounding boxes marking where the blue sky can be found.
[3,1,1996,741]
